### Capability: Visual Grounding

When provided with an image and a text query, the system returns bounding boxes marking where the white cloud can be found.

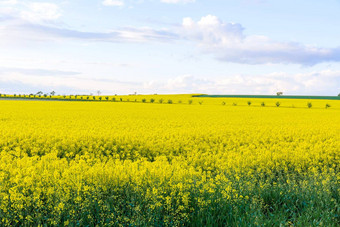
[181,15,340,65]
[161,0,195,4]
[102,0,124,6]
[1,8,340,66]
[0,67,339,95]
[20,2,61,22]
[0,1,61,23]
[101,0,195,7]
[0,68,141,94]
[144,71,340,95]
[0,0,17,5]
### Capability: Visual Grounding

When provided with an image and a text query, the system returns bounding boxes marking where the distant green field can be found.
[195,95,340,100]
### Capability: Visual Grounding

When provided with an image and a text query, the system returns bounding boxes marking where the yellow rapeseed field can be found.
[0,98,339,226]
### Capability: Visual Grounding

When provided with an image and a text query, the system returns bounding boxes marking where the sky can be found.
[0,0,340,95]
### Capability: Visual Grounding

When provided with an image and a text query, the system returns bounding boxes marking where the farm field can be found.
[0,98,339,226]
[1,93,340,109]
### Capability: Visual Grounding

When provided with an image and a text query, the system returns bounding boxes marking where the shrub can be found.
[178,100,182,104]
[232,103,237,106]
[261,102,265,107]
[325,103,331,109]
[99,97,102,101]
[105,97,109,101]
[150,99,155,103]
[247,101,251,106]
[112,98,116,102]
[307,102,312,108]
[159,99,163,103]
[276,102,281,107]
[222,101,226,105]
[198,101,203,105]
[142,98,146,103]
[188,100,193,105]
[120,98,123,102]
[168,99,173,104]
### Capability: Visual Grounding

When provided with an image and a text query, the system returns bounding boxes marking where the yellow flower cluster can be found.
[0,99,339,226]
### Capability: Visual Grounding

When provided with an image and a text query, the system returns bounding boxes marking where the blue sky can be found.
[0,0,340,95]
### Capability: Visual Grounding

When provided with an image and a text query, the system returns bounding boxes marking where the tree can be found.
[276,92,283,96]
[36,91,43,95]
[50,91,56,96]
[97,90,101,96]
